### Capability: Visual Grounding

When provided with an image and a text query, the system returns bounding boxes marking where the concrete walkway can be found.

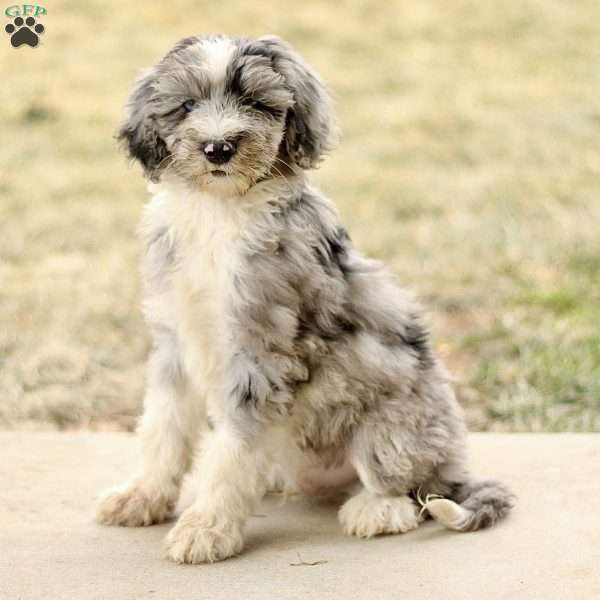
[1,433,599,599]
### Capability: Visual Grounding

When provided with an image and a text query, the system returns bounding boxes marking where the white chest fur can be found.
[144,183,250,416]
[178,198,242,391]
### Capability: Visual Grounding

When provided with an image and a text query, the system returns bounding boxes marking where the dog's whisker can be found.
[269,163,296,196]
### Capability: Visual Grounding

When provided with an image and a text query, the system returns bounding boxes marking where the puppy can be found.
[96,34,514,564]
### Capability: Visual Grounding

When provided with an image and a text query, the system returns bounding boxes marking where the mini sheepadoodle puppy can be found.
[96,34,514,564]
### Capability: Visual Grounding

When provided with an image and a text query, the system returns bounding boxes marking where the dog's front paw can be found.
[96,484,175,527]
[164,510,244,564]
[339,490,421,538]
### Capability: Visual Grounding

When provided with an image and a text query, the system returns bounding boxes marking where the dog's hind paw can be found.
[164,509,244,564]
[339,489,421,538]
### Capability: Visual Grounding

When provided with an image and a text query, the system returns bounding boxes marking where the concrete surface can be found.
[0,433,599,600]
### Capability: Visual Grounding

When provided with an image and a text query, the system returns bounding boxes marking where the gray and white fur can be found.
[96,34,514,563]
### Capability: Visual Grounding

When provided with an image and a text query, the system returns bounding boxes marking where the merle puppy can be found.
[96,34,513,564]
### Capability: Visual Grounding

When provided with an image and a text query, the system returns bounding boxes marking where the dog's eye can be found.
[182,99,196,113]
[249,100,267,111]
[244,98,281,117]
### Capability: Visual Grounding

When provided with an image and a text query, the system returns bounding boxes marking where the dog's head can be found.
[118,35,336,194]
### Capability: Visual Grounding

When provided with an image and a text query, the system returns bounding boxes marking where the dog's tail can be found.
[421,479,515,532]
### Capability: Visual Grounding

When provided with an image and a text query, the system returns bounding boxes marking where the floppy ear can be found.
[258,36,337,169]
[117,68,169,182]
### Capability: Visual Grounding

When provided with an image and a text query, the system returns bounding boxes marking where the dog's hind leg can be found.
[96,331,203,526]
[338,421,424,538]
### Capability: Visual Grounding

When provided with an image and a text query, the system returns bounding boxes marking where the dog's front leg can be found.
[164,349,277,564]
[164,421,267,564]
[96,332,201,527]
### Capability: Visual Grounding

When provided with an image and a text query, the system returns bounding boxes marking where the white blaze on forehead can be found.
[201,38,237,86]
[201,111,246,141]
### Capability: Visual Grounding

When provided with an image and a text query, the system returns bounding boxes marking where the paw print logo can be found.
[5,16,45,48]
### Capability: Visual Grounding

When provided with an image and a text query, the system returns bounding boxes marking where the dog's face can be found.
[119,35,336,194]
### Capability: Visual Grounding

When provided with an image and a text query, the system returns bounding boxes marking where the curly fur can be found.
[96,34,514,564]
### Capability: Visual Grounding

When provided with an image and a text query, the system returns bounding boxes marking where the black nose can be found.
[200,140,237,165]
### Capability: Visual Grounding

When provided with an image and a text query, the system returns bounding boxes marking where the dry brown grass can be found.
[2,0,600,431]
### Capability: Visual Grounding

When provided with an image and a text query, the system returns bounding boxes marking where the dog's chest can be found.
[169,197,246,398]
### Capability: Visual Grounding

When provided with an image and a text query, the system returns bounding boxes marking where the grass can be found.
[1,0,599,431]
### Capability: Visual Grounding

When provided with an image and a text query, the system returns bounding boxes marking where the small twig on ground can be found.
[289,552,328,567]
